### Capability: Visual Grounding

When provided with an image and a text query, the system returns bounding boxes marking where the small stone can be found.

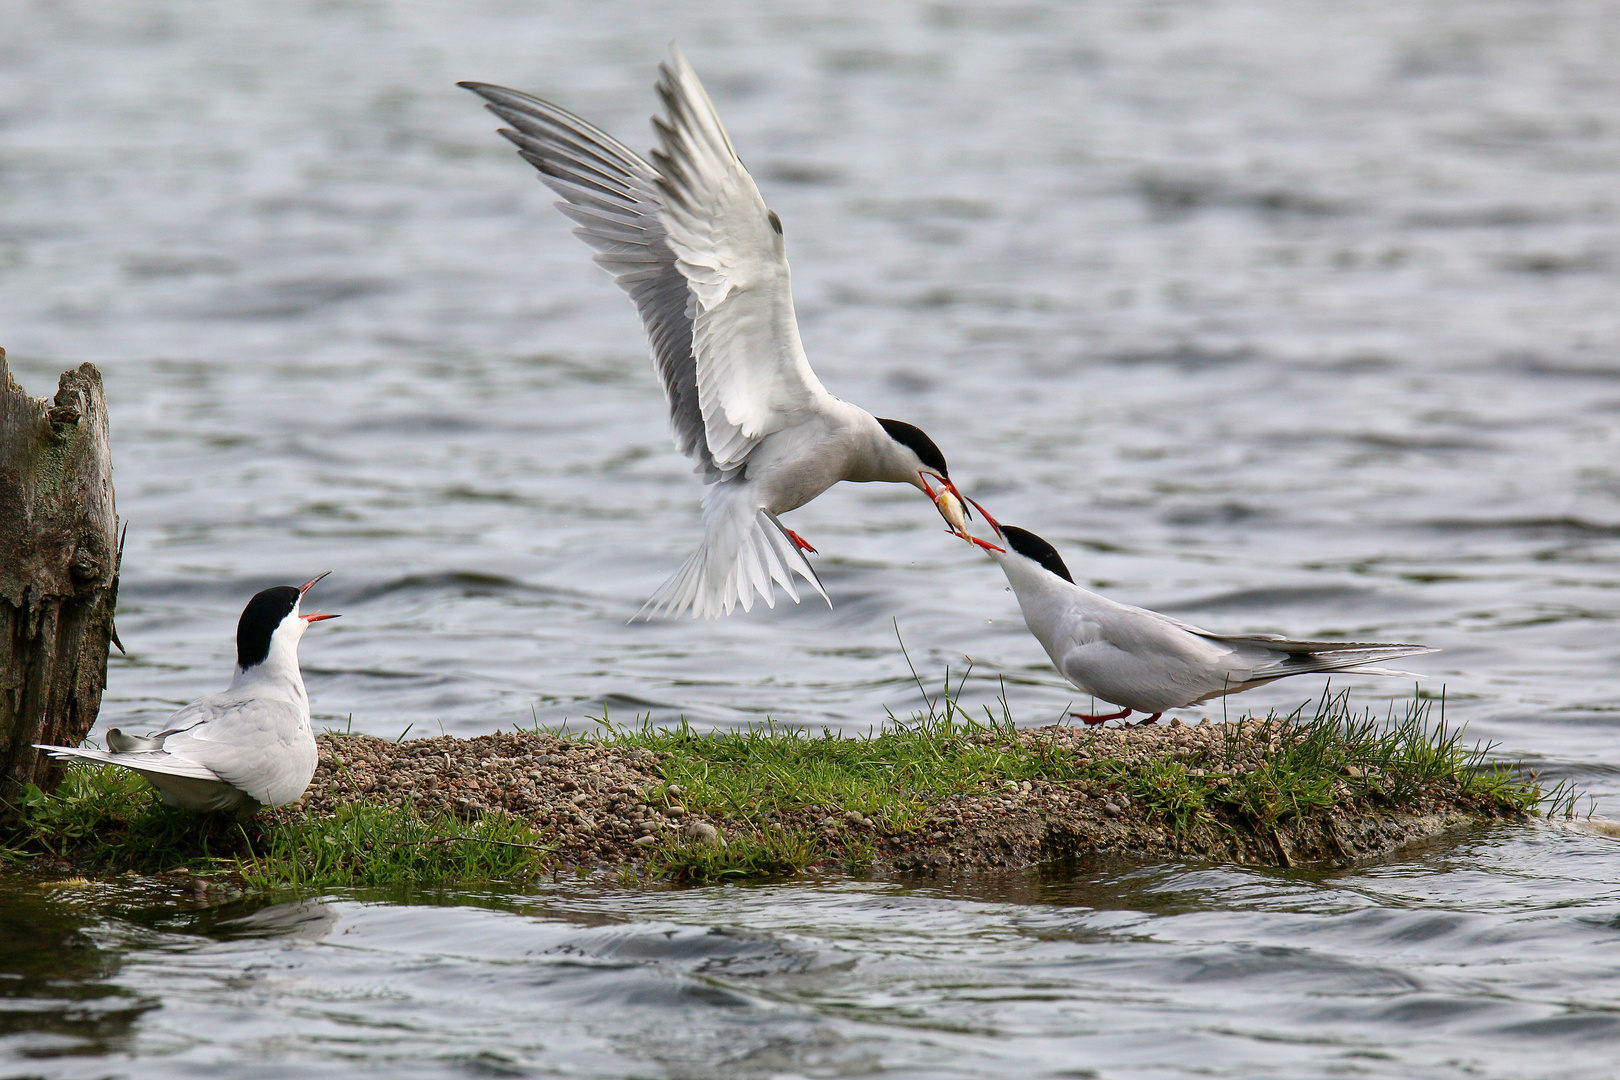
[844,810,867,827]
[666,804,686,819]
[1104,802,1123,816]
[686,822,721,845]
[632,835,658,847]
[665,784,684,797]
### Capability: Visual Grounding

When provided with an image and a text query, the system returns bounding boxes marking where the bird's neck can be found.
[844,411,922,484]
[997,556,1074,658]
[228,639,309,714]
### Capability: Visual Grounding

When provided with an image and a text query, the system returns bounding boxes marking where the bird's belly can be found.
[749,433,847,514]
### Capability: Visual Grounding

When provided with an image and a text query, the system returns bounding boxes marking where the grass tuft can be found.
[1,765,552,890]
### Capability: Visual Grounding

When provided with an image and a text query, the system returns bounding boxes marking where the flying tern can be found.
[37,575,338,812]
[461,47,974,619]
[972,521,1435,724]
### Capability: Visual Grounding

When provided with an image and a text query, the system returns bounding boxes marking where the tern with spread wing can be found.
[461,48,974,619]
[36,576,338,812]
[972,522,1436,724]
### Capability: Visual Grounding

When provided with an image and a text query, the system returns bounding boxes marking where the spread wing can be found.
[649,46,829,470]
[459,79,717,477]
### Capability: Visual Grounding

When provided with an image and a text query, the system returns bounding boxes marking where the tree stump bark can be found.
[0,347,121,808]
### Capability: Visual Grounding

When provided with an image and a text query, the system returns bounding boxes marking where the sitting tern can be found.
[37,575,338,812]
[972,522,1435,724]
[460,47,973,619]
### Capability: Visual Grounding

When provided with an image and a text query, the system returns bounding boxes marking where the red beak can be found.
[299,571,332,597]
[301,612,340,623]
[965,496,1003,537]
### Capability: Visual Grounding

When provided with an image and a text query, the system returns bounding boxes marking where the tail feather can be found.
[1244,643,1438,680]
[34,743,221,782]
[637,506,827,620]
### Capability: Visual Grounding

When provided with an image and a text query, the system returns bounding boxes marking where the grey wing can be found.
[1055,606,1251,712]
[459,82,719,480]
[160,699,313,806]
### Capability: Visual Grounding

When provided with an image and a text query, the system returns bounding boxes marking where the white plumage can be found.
[36,577,338,812]
[462,47,973,619]
[981,525,1436,723]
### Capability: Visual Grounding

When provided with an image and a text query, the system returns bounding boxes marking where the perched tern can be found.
[36,575,338,812]
[461,48,974,619]
[974,523,1435,724]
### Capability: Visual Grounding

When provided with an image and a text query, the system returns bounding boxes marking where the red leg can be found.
[1134,713,1162,726]
[1070,707,1132,726]
[784,528,818,554]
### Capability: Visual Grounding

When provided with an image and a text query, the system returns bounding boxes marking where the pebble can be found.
[686,822,721,845]
[1104,802,1123,816]
[631,835,658,848]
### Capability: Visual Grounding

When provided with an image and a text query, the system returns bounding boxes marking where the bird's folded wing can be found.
[160,699,306,801]
[459,80,716,477]
[651,46,828,470]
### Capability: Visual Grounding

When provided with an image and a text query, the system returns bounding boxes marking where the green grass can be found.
[599,683,1547,880]
[1,766,553,890]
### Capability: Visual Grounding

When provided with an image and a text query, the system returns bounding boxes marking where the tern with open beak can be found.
[966,520,1436,724]
[36,574,339,813]
[461,47,975,618]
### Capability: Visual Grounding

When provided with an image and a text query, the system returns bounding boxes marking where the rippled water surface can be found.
[3,0,1619,1075]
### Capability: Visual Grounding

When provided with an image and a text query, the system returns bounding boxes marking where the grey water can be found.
[2,0,1619,1075]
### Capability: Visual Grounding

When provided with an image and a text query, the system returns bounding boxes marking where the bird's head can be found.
[875,418,980,538]
[997,525,1074,583]
[236,572,339,672]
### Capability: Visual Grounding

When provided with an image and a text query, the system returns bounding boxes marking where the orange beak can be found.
[298,572,337,621]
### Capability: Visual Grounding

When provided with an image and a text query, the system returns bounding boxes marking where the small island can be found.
[2,692,1550,898]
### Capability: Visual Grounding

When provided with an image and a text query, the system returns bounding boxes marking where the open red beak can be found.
[299,571,332,597]
[921,476,1006,553]
[964,496,1002,537]
[300,612,340,623]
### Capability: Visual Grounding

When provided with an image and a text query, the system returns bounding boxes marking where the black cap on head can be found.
[876,418,948,477]
[1001,526,1073,583]
[237,586,300,669]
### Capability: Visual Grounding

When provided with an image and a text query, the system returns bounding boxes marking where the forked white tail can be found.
[638,486,828,619]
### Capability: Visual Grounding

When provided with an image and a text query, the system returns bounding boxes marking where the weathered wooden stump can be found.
[0,347,121,807]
